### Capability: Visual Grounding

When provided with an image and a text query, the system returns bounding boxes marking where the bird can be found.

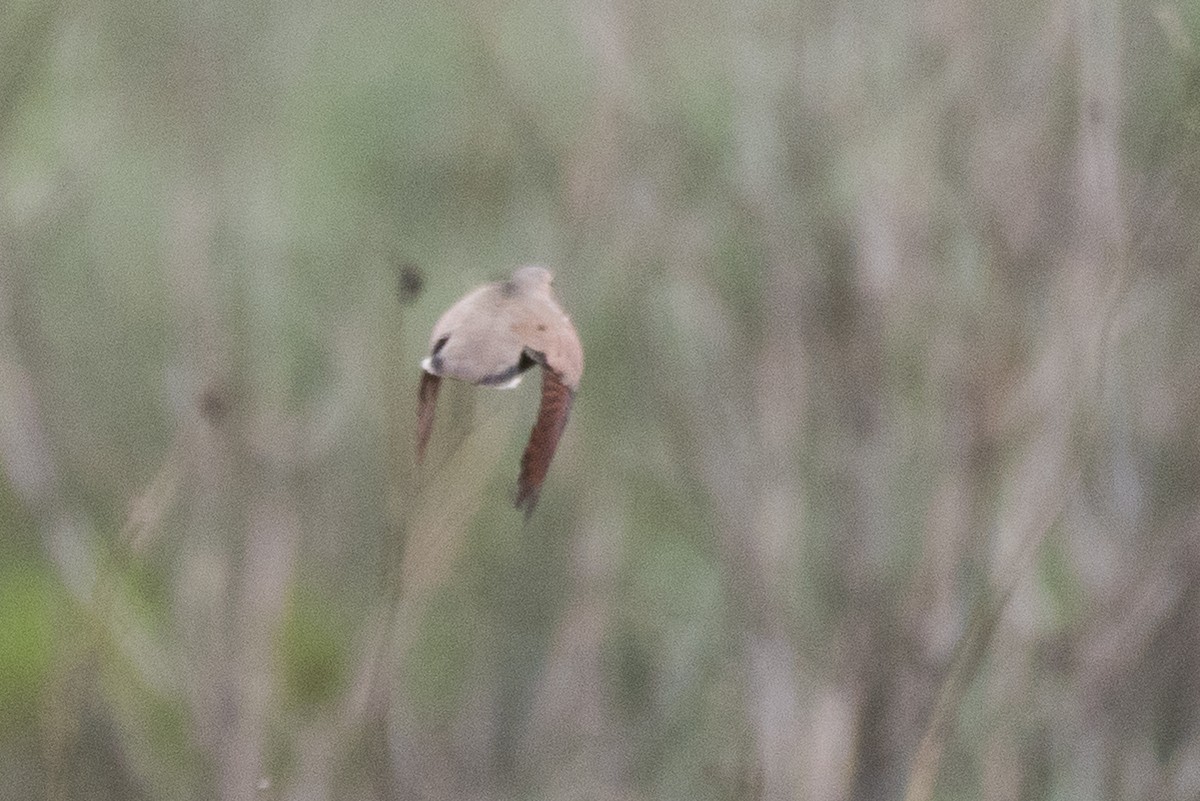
[416,265,583,516]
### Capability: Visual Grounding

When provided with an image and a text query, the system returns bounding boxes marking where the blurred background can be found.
[2,0,1199,799]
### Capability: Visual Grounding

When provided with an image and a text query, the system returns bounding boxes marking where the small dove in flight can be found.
[417,265,583,516]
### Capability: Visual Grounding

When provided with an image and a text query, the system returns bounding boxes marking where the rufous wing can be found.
[416,369,442,464]
[515,366,575,517]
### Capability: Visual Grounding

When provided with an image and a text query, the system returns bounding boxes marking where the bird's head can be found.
[511,265,554,291]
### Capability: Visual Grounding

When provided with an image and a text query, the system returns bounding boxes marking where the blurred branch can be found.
[906,0,1132,794]
[119,435,186,552]
[902,472,1077,801]
[520,488,631,796]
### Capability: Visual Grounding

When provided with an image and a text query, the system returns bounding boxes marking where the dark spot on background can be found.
[395,262,424,305]
[198,384,231,424]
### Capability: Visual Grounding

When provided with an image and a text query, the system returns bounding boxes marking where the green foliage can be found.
[0,566,61,722]
[402,588,474,724]
[278,591,349,714]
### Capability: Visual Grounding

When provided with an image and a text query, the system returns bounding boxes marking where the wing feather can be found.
[515,367,575,517]
[511,302,584,389]
[416,370,442,463]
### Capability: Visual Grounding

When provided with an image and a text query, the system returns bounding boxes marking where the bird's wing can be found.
[515,364,575,517]
[416,369,442,463]
[511,300,584,389]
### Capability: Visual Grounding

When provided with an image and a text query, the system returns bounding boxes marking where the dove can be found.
[416,265,583,516]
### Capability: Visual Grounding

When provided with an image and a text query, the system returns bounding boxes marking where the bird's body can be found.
[417,266,582,515]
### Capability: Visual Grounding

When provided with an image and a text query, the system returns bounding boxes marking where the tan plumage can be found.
[416,266,583,516]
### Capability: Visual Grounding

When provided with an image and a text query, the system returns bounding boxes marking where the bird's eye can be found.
[431,336,449,355]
